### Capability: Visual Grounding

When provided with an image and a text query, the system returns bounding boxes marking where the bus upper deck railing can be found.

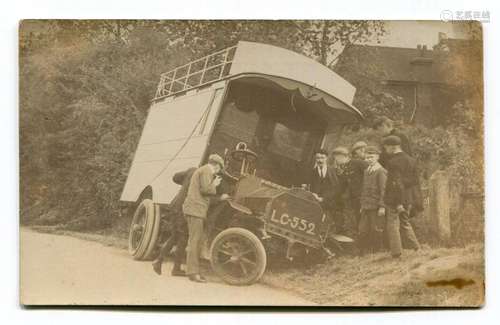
[154,45,238,101]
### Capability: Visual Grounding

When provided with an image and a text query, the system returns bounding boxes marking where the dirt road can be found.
[20,228,313,306]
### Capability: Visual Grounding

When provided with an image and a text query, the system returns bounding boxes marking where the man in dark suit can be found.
[373,116,423,221]
[152,167,196,276]
[372,116,412,168]
[383,135,420,258]
[309,149,336,203]
[308,149,341,233]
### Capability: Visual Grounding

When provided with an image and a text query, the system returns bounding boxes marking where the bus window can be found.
[268,122,310,162]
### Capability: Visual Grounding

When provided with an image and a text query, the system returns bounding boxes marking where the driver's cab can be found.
[208,78,326,188]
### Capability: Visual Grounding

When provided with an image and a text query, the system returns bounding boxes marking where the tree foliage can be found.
[292,20,386,66]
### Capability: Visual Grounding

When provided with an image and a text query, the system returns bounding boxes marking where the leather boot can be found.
[152,259,162,275]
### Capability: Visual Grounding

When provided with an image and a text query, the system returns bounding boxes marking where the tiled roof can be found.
[334,44,451,84]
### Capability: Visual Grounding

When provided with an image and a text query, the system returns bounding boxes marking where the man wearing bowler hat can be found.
[308,149,341,230]
[308,149,339,208]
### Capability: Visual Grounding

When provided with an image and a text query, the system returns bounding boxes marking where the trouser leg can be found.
[357,210,371,255]
[333,210,346,234]
[172,216,188,269]
[352,202,361,233]
[154,213,185,264]
[155,235,176,263]
[386,207,402,257]
[371,210,385,253]
[186,215,204,275]
[174,229,188,269]
[399,212,420,250]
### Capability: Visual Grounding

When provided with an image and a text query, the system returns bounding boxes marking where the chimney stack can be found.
[411,44,434,82]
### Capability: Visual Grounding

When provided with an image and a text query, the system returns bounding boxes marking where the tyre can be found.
[128,199,161,260]
[143,202,161,260]
[210,227,267,285]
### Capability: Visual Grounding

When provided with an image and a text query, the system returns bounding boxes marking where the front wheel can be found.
[210,227,267,286]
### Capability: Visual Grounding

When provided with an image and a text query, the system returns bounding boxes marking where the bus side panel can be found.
[120,86,225,204]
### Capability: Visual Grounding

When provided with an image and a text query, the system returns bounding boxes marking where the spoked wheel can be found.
[210,227,266,286]
[128,199,160,260]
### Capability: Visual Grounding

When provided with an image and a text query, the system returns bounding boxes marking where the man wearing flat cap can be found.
[359,146,387,255]
[382,136,420,258]
[372,116,413,168]
[332,146,369,235]
[183,154,225,283]
[373,116,423,216]
[351,141,367,160]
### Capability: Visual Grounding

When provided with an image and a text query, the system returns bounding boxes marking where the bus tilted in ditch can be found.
[120,41,362,285]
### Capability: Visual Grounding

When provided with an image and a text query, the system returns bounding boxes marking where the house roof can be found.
[334,44,451,84]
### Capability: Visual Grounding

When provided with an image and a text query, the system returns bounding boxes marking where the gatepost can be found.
[428,170,451,243]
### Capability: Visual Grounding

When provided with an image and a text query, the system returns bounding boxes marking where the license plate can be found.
[269,209,317,235]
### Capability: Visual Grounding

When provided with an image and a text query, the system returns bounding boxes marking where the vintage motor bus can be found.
[120,41,363,285]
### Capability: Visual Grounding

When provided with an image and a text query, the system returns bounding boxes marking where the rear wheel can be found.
[210,227,266,285]
[128,199,160,260]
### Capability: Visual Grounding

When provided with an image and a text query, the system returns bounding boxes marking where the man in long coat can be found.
[182,154,225,283]
[383,135,420,258]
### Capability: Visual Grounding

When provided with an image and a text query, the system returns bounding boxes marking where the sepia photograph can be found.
[19,19,484,307]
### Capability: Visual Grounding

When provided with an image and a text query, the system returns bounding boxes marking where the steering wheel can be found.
[224,142,258,181]
[231,142,257,161]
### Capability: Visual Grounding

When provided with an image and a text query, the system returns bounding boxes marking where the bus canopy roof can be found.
[154,41,362,121]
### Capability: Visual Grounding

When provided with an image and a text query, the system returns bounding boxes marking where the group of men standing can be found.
[308,116,421,258]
